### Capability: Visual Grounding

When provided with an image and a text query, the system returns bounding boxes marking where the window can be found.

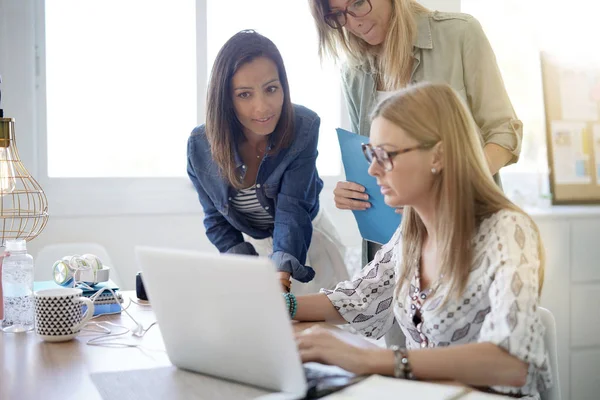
[44,0,197,178]
[462,0,600,205]
[27,0,343,215]
[43,0,342,179]
[462,0,546,174]
[207,0,342,176]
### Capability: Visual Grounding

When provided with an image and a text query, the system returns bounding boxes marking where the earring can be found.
[431,168,437,174]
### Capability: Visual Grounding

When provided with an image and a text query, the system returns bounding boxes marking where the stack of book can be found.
[33,280,123,316]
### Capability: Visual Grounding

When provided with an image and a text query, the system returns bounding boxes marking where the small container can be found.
[1,239,35,333]
[136,271,148,301]
[0,256,3,321]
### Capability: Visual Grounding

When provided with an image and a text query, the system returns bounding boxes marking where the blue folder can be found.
[336,128,401,245]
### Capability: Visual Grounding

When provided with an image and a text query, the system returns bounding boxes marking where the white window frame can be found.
[11,0,545,218]
[0,0,344,218]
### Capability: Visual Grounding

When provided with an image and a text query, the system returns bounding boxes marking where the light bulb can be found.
[0,146,16,195]
[0,76,49,243]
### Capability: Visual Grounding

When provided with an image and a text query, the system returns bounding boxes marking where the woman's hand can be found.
[333,181,370,210]
[277,271,291,293]
[296,326,372,375]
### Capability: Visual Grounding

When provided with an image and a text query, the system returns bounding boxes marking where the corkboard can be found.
[541,52,600,204]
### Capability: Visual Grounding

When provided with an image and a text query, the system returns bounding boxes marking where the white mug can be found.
[34,288,95,342]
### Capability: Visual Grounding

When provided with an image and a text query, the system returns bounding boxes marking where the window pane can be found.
[45,0,196,177]
[207,1,342,176]
[462,0,600,175]
[462,0,546,173]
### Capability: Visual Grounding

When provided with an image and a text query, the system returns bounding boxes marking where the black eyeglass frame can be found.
[323,0,373,29]
[361,142,433,171]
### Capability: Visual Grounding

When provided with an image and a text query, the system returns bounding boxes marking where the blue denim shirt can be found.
[187,104,323,282]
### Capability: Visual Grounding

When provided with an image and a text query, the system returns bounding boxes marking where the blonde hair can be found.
[308,0,429,90]
[370,82,545,301]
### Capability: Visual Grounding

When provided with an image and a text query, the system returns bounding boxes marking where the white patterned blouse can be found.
[322,210,552,398]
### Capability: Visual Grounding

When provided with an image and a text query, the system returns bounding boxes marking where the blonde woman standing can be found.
[308,0,522,260]
[284,83,551,398]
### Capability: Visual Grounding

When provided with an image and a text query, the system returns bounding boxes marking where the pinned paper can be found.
[550,121,591,184]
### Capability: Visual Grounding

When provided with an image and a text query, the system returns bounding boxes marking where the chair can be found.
[34,242,122,287]
[539,307,561,400]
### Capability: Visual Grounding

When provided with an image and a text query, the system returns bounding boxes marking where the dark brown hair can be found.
[205,30,295,188]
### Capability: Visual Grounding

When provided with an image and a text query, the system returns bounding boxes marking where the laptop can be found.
[135,247,363,399]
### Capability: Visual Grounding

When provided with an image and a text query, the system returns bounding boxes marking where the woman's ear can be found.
[431,141,443,174]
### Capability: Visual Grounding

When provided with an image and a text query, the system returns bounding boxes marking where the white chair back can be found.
[34,242,121,286]
[539,307,561,400]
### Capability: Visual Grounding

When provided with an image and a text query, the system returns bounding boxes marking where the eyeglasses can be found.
[324,0,373,29]
[361,143,430,172]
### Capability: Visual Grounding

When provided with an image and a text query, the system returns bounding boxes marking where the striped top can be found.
[230,185,274,230]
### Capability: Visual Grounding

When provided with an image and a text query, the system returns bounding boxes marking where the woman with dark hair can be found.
[187,30,348,294]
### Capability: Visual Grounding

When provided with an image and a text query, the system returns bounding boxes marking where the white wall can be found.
[418,0,461,11]
[0,0,461,289]
[27,195,359,289]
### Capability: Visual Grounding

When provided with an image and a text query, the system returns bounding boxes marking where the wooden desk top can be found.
[1,292,475,400]
[0,292,171,400]
[0,291,352,400]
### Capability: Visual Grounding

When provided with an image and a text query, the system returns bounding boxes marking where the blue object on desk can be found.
[337,128,402,245]
[34,280,122,316]
[83,303,122,316]
[34,279,119,294]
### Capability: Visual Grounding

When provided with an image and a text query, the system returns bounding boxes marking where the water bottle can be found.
[1,239,34,333]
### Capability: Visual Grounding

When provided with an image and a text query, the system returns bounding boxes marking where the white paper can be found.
[324,375,466,399]
[464,391,513,399]
[594,125,600,184]
[550,121,591,184]
[559,69,599,121]
[325,375,508,399]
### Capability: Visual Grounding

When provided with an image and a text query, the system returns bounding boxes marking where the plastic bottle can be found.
[1,239,34,333]
[0,256,3,321]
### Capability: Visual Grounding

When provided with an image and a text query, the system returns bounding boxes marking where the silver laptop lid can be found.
[136,247,307,397]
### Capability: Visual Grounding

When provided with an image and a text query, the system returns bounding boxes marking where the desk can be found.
[0,292,171,400]
[1,292,479,400]
[0,291,359,400]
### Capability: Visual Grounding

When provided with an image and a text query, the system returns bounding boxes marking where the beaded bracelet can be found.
[290,293,297,319]
[284,293,291,314]
[283,292,298,319]
[391,345,415,380]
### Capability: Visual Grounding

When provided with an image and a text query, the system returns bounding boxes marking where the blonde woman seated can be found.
[285,83,552,398]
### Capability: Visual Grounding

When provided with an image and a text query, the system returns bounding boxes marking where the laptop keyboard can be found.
[304,365,351,379]
[303,365,363,399]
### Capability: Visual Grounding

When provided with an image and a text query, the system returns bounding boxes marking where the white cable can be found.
[129,298,152,307]
[61,259,158,348]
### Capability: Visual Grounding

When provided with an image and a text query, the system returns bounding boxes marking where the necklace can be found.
[255,142,267,159]
[409,256,444,348]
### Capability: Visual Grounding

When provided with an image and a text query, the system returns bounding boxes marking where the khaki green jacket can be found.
[341,11,523,167]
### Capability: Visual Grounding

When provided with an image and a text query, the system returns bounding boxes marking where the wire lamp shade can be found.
[0,105,48,244]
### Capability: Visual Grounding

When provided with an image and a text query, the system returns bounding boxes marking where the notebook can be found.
[34,280,122,316]
[86,302,122,316]
[34,279,120,294]
[325,375,507,399]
